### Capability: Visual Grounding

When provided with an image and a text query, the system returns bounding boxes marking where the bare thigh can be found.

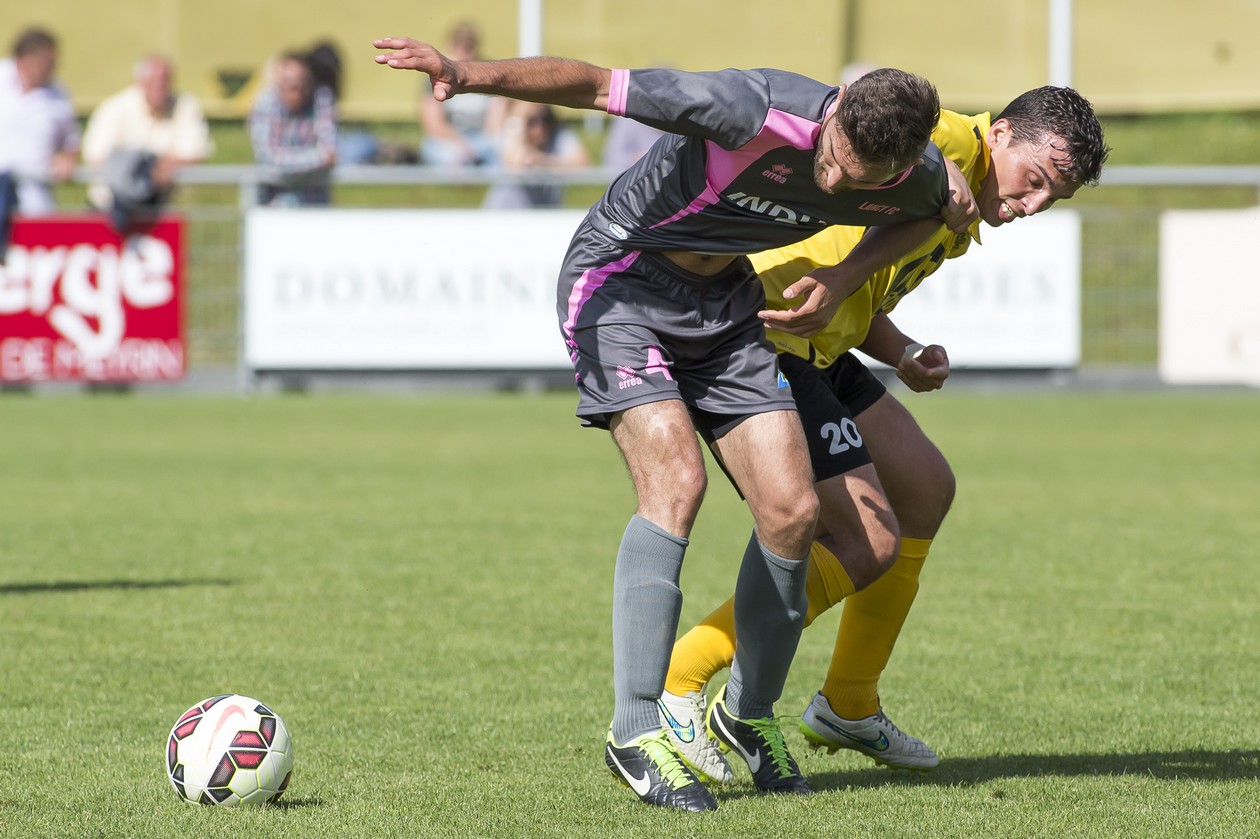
[610,398,709,537]
[814,462,900,589]
[710,409,819,559]
[855,393,955,539]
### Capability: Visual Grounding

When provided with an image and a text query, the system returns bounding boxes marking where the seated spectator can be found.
[482,101,590,209]
[418,21,505,167]
[248,52,337,206]
[81,54,213,232]
[0,27,78,218]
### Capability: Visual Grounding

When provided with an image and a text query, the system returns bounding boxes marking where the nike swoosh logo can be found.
[712,710,760,774]
[657,700,695,743]
[607,748,652,796]
[817,717,890,751]
[202,702,247,764]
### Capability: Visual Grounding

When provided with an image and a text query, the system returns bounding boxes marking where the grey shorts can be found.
[557,221,796,433]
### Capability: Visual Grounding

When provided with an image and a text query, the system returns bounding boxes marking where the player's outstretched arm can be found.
[860,312,949,392]
[759,218,939,338]
[373,37,613,111]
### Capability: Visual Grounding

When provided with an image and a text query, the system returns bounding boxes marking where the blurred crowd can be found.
[0,20,661,240]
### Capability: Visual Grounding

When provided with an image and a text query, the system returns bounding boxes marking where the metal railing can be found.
[155,161,1260,193]
[34,164,1260,372]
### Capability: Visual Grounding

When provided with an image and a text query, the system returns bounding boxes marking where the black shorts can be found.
[777,351,887,482]
[557,221,796,432]
[700,351,887,496]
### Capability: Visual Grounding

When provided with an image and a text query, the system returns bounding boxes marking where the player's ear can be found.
[988,118,1011,150]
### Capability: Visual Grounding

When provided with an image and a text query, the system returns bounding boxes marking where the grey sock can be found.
[609,514,687,744]
[725,532,808,719]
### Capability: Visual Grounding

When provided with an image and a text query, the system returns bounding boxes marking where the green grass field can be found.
[2,389,1259,838]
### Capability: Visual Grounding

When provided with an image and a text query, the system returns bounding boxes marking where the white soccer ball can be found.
[165,694,294,806]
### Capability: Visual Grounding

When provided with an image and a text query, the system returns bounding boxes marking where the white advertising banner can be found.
[875,210,1081,368]
[245,207,1081,372]
[1159,208,1260,386]
[244,208,585,369]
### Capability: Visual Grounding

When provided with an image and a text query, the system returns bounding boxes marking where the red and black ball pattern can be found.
[167,698,291,805]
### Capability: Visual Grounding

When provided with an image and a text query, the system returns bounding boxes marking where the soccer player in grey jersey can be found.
[375,36,977,812]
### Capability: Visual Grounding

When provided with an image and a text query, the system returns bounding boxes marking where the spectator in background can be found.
[0,27,79,220]
[841,60,879,85]
[81,54,213,232]
[601,115,665,174]
[308,40,383,165]
[482,101,589,209]
[418,21,505,167]
[248,51,337,206]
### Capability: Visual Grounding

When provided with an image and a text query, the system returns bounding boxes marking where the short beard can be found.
[812,144,834,193]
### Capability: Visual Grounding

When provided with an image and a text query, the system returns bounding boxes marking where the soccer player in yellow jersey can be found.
[659,86,1109,781]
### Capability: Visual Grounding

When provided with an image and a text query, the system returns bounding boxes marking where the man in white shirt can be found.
[0,28,79,217]
[82,54,213,227]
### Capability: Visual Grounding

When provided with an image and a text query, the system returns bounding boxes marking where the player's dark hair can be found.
[996,86,1110,186]
[836,68,939,173]
[12,27,56,58]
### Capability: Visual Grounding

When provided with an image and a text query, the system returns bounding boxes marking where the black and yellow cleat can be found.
[604,729,718,812]
[706,685,811,795]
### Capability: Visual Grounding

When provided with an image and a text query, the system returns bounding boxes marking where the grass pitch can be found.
[1,388,1258,838]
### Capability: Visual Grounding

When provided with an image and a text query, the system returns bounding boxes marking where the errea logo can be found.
[616,365,644,390]
[762,163,793,184]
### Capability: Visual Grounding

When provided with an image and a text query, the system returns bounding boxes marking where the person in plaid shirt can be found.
[248,52,337,206]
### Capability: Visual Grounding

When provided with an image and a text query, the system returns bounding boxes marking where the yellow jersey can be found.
[751,110,993,367]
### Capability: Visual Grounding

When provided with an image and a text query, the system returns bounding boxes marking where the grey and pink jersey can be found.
[588,67,948,253]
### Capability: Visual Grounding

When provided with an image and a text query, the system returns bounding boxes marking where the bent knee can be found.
[757,489,820,553]
[649,470,707,528]
[922,457,957,523]
[897,454,956,534]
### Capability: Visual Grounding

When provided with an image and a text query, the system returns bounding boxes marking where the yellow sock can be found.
[804,539,857,624]
[822,537,931,719]
[665,541,856,696]
[665,599,735,696]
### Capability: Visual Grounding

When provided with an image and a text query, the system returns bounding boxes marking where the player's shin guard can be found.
[724,532,808,720]
[610,515,687,744]
[822,537,930,719]
[667,540,854,697]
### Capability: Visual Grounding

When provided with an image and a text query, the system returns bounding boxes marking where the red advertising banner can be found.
[0,215,184,383]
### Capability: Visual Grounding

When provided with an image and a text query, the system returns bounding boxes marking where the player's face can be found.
[978,119,1081,227]
[813,117,906,194]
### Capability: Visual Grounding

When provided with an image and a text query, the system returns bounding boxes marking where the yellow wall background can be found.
[3,0,1257,119]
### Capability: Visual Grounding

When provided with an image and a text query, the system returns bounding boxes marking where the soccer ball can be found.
[165,694,294,806]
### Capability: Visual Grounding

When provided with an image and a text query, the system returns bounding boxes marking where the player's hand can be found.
[759,261,866,337]
[758,275,839,337]
[941,157,979,233]
[896,343,949,392]
[373,38,458,100]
